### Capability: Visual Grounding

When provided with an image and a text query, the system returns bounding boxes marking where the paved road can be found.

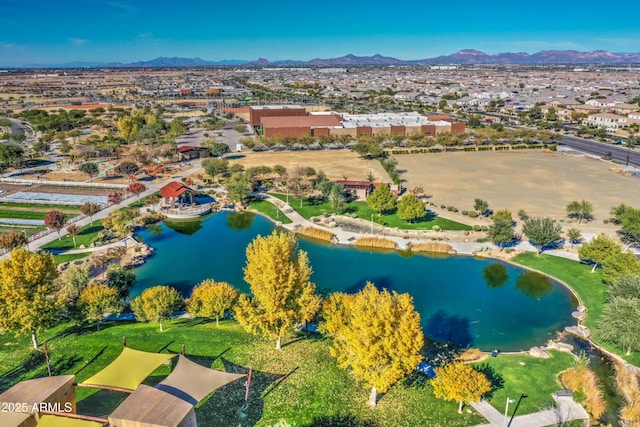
[559,134,640,167]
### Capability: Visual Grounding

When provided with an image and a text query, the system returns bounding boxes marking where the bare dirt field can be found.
[396,150,640,233]
[226,150,390,182]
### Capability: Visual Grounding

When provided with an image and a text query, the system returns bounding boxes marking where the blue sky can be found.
[2,0,640,66]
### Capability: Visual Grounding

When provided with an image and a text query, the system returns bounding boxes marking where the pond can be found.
[133,211,577,351]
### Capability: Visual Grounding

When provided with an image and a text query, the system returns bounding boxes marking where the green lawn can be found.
[40,223,104,251]
[511,253,640,366]
[0,209,76,221]
[249,200,293,224]
[270,193,471,231]
[0,321,483,427]
[0,202,80,211]
[473,351,575,415]
[53,252,91,265]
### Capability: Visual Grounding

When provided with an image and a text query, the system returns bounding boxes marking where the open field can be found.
[227,150,390,182]
[395,151,640,231]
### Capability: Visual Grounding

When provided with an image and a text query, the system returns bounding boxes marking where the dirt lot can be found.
[396,150,640,233]
[225,150,389,182]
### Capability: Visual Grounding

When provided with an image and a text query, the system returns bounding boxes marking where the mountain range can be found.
[16,50,640,68]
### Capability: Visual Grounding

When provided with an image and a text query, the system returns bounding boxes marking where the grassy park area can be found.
[473,351,575,415]
[52,252,91,265]
[0,320,485,427]
[270,193,471,231]
[249,200,292,224]
[41,223,104,251]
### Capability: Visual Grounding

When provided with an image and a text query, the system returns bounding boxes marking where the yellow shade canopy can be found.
[37,414,103,427]
[80,347,175,391]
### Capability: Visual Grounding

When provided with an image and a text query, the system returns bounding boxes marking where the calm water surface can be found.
[133,212,576,351]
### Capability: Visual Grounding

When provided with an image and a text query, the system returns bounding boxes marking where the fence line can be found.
[0,178,128,189]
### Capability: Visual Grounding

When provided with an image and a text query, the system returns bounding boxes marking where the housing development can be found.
[1,58,640,427]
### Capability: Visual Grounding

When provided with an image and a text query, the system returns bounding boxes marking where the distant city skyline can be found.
[2,0,640,66]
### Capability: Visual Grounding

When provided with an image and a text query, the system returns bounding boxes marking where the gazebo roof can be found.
[79,347,175,391]
[155,355,245,405]
[159,181,195,199]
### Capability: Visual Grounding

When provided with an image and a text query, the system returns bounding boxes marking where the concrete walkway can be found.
[259,194,580,260]
[46,236,138,255]
[471,396,588,427]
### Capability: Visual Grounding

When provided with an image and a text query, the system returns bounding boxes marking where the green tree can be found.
[474,198,490,216]
[235,231,321,350]
[566,228,582,247]
[202,140,231,157]
[492,209,513,224]
[115,161,139,176]
[78,283,122,330]
[79,161,99,178]
[578,234,621,273]
[367,184,396,214]
[225,172,252,206]
[566,200,594,223]
[352,140,383,159]
[431,362,492,414]
[608,275,640,300]
[130,285,182,331]
[106,264,136,299]
[522,217,562,255]
[489,216,516,249]
[188,279,238,326]
[517,209,529,221]
[102,208,137,237]
[0,248,60,349]
[328,183,346,212]
[322,282,424,406]
[602,252,640,285]
[202,157,229,181]
[44,209,67,240]
[597,296,640,355]
[397,194,425,223]
[611,204,640,243]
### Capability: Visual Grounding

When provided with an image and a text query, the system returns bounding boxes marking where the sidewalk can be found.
[259,194,581,260]
[471,395,588,427]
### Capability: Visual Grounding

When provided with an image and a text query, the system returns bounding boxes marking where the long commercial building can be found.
[257,110,465,138]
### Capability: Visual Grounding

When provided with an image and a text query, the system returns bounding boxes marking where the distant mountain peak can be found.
[13,49,640,69]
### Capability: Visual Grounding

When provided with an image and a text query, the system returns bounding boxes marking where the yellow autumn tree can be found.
[78,283,122,331]
[117,115,139,142]
[322,282,424,406]
[188,279,239,326]
[0,248,61,349]
[235,231,321,350]
[130,285,183,332]
[431,362,491,414]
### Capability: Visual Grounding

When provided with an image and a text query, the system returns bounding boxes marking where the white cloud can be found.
[69,38,88,46]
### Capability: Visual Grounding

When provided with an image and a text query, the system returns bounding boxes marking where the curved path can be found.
[258,193,579,260]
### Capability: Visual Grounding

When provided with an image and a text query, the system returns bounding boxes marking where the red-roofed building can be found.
[160,181,197,205]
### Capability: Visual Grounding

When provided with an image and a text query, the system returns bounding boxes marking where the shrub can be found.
[461,210,469,216]
[468,211,478,218]
[480,225,489,231]
[457,348,485,362]
[411,242,453,254]
[432,225,441,232]
[440,204,446,209]
[472,225,482,231]
[353,237,396,249]
[296,226,334,242]
[559,366,605,420]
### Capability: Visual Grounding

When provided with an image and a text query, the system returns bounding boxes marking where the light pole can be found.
[503,397,515,427]
[370,213,374,236]
[507,394,528,427]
